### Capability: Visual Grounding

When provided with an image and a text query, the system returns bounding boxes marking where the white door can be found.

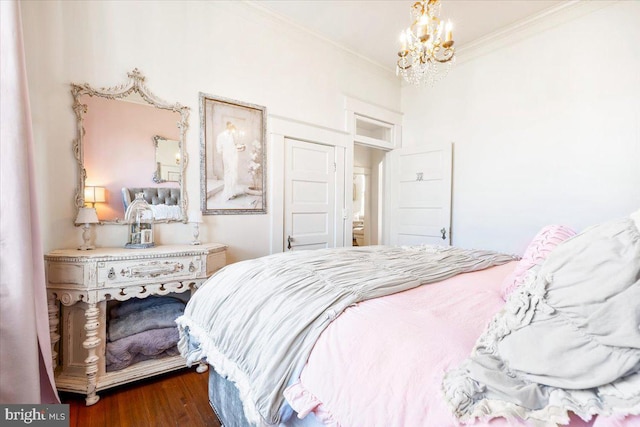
[389,143,452,246]
[284,138,336,251]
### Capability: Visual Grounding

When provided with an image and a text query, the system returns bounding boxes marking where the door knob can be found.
[287,235,294,250]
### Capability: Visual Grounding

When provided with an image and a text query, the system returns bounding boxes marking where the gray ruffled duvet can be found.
[443,210,640,424]
[177,245,516,426]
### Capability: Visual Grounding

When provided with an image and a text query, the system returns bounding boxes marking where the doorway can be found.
[284,138,337,251]
[352,144,386,246]
[269,116,349,255]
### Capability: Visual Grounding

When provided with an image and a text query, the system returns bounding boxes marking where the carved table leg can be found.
[47,292,60,369]
[83,302,101,405]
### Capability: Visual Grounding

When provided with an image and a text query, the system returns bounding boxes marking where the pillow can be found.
[500,224,576,300]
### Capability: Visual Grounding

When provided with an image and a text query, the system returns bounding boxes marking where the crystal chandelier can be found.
[396,0,455,86]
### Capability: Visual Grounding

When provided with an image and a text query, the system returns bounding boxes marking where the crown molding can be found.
[455,0,618,64]
[243,0,617,85]
[242,0,398,80]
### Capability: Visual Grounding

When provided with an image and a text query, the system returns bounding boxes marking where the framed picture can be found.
[200,93,267,215]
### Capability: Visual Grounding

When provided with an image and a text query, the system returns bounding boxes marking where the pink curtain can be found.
[0,0,59,404]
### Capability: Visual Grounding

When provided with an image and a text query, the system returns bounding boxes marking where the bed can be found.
[177,210,640,427]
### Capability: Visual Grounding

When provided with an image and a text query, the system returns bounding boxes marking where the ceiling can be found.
[253,0,565,71]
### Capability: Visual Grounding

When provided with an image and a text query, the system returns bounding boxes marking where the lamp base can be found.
[78,223,95,251]
[191,222,201,245]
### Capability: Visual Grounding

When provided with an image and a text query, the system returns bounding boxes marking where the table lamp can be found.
[75,207,99,250]
[84,186,106,208]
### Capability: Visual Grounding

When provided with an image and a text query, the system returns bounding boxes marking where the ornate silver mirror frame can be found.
[152,135,181,184]
[71,69,190,224]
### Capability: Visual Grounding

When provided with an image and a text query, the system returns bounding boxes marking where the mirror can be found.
[152,136,181,183]
[71,69,189,224]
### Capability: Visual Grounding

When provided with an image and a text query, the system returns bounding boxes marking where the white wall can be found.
[402,1,640,255]
[21,1,401,262]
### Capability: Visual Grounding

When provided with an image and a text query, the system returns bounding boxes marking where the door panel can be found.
[398,152,443,181]
[292,181,329,203]
[398,180,444,207]
[292,212,329,235]
[284,139,336,251]
[390,143,452,246]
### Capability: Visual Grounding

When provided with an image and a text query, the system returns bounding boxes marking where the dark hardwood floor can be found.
[61,368,221,427]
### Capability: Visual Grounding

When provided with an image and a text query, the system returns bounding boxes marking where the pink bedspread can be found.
[285,262,640,427]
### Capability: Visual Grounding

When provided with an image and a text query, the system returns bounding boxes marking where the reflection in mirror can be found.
[71,69,189,224]
[152,135,181,184]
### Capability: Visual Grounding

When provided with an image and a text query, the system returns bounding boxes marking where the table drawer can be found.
[97,255,201,287]
[47,262,87,288]
[206,251,226,276]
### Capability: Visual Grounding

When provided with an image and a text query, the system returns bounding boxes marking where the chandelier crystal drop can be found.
[396,0,455,87]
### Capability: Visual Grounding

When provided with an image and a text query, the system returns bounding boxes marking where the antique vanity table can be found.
[46,69,222,405]
[46,243,226,405]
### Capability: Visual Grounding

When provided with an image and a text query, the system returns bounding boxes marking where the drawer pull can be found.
[120,262,184,279]
[107,268,116,280]
[189,262,196,273]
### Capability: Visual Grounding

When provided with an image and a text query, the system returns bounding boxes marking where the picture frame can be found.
[200,93,267,215]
